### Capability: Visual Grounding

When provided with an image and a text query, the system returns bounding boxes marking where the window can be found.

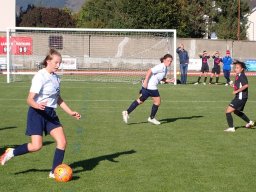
[49,35,63,50]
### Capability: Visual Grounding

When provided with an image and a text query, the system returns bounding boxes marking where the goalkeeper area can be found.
[0,77,256,191]
[5,28,176,83]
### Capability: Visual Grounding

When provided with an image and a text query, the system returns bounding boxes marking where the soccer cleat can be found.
[203,82,206,85]
[229,80,233,85]
[148,117,161,125]
[49,172,55,179]
[122,111,129,123]
[194,82,199,85]
[224,127,235,132]
[0,148,14,165]
[246,121,255,128]
[225,83,229,86]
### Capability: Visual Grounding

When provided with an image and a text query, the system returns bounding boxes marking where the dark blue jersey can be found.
[234,72,248,99]
[199,55,210,65]
[212,56,222,68]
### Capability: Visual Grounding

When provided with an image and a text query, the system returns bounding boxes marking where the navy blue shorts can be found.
[201,64,209,73]
[212,66,221,74]
[139,87,160,101]
[229,98,247,111]
[26,107,62,136]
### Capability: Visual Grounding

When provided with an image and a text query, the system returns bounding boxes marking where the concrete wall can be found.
[177,38,256,60]
[0,32,255,70]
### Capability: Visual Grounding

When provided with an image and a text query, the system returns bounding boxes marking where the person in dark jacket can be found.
[176,43,189,84]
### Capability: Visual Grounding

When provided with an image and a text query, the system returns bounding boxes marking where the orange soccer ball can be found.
[54,164,73,182]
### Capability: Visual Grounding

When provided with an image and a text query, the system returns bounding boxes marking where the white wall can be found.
[0,0,16,32]
[247,8,256,41]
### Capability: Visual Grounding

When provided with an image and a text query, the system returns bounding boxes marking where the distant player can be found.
[122,54,175,125]
[194,51,210,85]
[224,61,254,132]
[222,50,233,86]
[176,43,189,84]
[0,49,81,178]
[209,51,222,84]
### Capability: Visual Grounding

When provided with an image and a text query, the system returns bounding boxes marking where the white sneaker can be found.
[225,83,229,86]
[224,127,235,132]
[229,81,233,85]
[194,82,199,85]
[0,148,14,165]
[49,171,55,179]
[122,111,129,123]
[148,117,161,125]
[246,121,255,128]
[203,82,206,85]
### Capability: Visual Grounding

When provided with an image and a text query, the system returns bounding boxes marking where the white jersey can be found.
[30,68,60,108]
[147,63,168,90]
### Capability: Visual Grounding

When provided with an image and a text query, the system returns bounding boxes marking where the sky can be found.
[16,0,85,12]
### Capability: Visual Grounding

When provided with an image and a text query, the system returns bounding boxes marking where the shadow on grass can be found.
[0,141,54,155]
[70,150,136,173]
[14,150,136,177]
[0,126,17,131]
[235,126,256,130]
[160,115,204,124]
[128,121,148,125]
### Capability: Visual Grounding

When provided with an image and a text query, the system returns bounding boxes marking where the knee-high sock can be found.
[150,104,159,119]
[234,110,250,123]
[216,77,219,83]
[204,77,207,83]
[197,76,201,83]
[51,148,65,172]
[127,100,140,114]
[226,113,233,127]
[13,143,29,156]
[209,77,213,83]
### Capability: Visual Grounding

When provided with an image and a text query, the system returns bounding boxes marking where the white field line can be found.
[0,98,255,103]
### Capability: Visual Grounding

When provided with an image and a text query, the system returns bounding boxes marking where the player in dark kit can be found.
[224,61,254,132]
[194,51,210,85]
[209,51,222,84]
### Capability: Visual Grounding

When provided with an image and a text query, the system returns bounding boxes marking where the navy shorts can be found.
[139,87,160,101]
[201,64,209,73]
[229,98,247,111]
[26,107,62,136]
[212,66,220,74]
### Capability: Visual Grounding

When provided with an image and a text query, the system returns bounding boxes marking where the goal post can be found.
[5,27,177,84]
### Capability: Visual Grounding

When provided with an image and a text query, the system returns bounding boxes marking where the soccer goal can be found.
[5,27,177,84]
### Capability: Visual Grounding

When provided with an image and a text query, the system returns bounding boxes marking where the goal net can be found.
[5,28,176,84]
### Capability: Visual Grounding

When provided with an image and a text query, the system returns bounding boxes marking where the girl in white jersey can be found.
[0,49,81,178]
[122,54,174,125]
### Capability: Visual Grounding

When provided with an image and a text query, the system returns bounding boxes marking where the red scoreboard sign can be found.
[0,37,33,55]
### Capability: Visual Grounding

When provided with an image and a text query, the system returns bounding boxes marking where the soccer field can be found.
[1,77,256,192]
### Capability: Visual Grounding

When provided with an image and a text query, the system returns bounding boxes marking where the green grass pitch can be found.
[0,77,256,192]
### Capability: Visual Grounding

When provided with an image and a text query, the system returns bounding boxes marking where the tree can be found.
[70,0,251,39]
[77,0,218,38]
[17,5,76,28]
[77,0,184,31]
[211,0,250,40]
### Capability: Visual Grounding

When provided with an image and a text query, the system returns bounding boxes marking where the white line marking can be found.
[0,98,255,103]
